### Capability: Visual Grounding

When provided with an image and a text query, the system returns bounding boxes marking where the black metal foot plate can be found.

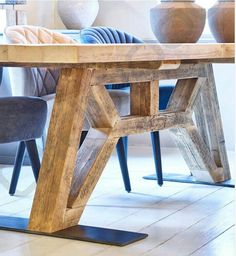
[143,173,235,188]
[0,216,148,246]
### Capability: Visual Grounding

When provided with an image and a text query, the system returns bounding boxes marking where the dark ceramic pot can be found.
[150,0,206,43]
[208,0,235,43]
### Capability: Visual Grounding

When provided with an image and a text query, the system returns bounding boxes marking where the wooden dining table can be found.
[0,43,234,245]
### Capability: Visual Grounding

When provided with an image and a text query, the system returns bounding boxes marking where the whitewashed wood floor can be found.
[0,146,235,256]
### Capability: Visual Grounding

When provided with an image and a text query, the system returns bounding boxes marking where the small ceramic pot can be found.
[150,0,206,43]
[57,0,99,29]
[208,0,235,43]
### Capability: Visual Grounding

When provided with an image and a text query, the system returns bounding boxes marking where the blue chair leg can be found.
[151,131,163,186]
[116,137,131,192]
[25,140,41,182]
[79,131,88,147]
[9,141,26,196]
[122,136,128,158]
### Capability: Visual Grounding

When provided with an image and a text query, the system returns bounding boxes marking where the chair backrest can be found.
[80,27,143,90]
[4,25,75,96]
[80,26,143,44]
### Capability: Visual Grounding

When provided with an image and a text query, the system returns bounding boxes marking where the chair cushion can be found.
[0,97,47,143]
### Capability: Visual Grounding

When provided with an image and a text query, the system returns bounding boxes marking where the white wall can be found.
[27,0,57,28]
[26,0,235,150]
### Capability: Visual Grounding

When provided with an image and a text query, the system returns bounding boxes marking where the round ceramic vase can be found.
[208,0,235,43]
[150,0,206,43]
[57,0,99,29]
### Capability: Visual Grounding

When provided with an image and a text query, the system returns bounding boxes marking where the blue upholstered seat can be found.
[80,27,175,190]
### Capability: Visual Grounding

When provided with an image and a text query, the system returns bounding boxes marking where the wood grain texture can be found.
[201,64,231,179]
[190,64,231,181]
[167,78,206,112]
[111,112,192,138]
[170,125,224,182]
[145,202,235,256]
[91,63,206,85]
[86,85,120,128]
[167,75,226,182]
[0,44,234,66]
[67,129,118,216]
[130,81,159,116]
[28,68,94,233]
[194,91,210,147]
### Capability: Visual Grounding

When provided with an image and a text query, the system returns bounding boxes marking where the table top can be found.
[0,43,234,67]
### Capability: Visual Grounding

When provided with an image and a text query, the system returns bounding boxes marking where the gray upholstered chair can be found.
[0,66,47,195]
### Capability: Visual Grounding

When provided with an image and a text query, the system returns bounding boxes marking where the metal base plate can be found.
[143,173,235,188]
[0,216,148,246]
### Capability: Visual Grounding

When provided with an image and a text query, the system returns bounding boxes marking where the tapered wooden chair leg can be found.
[25,140,41,182]
[151,131,163,186]
[9,141,26,196]
[116,137,131,192]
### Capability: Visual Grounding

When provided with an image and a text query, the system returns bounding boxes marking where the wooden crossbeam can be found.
[111,112,192,138]
[91,63,206,85]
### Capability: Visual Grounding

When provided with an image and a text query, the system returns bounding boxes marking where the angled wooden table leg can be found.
[28,68,94,233]
[193,64,230,181]
[168,77,226,183]
[202,64,231,180]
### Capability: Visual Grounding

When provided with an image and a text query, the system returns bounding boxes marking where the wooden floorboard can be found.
[144,202,235,256]
[191,225,235,256]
